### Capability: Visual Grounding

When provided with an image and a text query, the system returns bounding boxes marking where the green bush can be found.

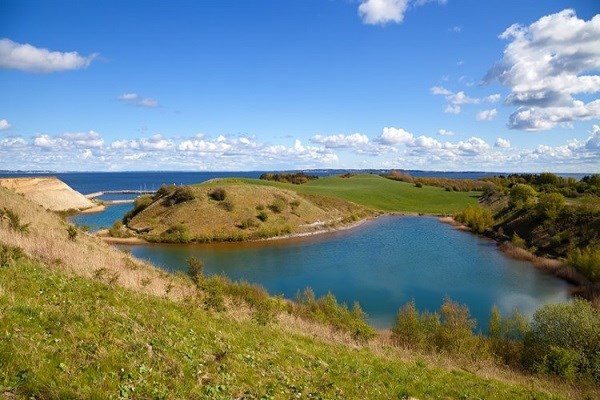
[187,256,204,286]
[434,297,480,356]
[567,245,600,282]
[392,300,439,350]
[269,198,286,213]
[509,184,537,208]
[160,223,191,243]
[536,192,565,219]
[256,211,268,222]
[524,299,600,382]
[238,217,259,230]
[294,288,375,342]
[511,233,527,249]
[455,205,494,233]
[123,195,153,222]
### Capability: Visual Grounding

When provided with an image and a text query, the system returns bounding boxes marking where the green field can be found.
[230,174,481,214]
[0,259,565,399]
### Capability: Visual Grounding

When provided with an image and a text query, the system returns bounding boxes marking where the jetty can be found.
[84,190,155,199]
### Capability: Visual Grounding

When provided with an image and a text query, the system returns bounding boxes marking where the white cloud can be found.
[310,133,369,148]
[585,125,600,150]
[456,137,490,155]
[449,25,462,33]
[118,93,160,108]
[444,104,461,114]
[430,86,452,96]
[358,0,409,25]
[0,137,26,149]
[112,134,172,151]
[61,131,104,148]
[377,127,414,145]
[358,0,446,25]
[485,94,501,103]
[495,138,511,148]
[476,108,498,121]
[0,119,10,130]
[118,93,138,101]
[0,38,97,73]
[448,91,479,105]
[485,10,600,130]
[437,129,456,136]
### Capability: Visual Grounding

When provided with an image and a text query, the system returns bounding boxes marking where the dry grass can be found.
[129,182,370,242]
[0,186,194,301]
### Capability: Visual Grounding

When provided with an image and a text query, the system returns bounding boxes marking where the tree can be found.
[509,184,537,208]
[536,192,565,219]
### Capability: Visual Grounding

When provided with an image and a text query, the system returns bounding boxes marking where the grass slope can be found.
[234,174,480,214]
[0,260,565,399]
[129,181,371,242]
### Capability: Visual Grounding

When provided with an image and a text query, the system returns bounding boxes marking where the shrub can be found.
[567,245,600,282]
[66,225,78,241]
[511,233,527,249]
[256,211,268,222]
[455,204,494,233]
[0,208,30,234]
[509,184,537,208]
[524,299,600,382]
[268,198,286,213]
[154,184,176,200]
[0,243,26,267]
[434,297,480,356]
[160,223,191,243]
[239,218,259,230]
[209,187,227,201]
[219,199,234,212]
[187,256,204,286]
[414,182,423,188]
[123,195,153,222]
[108,220,132,238]
[171,186,196,204]
[294,288,375,342]
[536,192,565,219]
[392,300,439,350]
[201,275,226,312]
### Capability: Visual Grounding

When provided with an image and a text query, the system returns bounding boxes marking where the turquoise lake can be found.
[107,214,570,330]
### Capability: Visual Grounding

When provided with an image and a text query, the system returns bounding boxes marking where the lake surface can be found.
[122,216,570,329]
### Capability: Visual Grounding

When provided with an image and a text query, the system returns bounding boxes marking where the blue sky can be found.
[1,0,599,172]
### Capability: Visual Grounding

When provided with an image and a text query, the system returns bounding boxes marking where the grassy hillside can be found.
[127,181,372,243]
[1,258,576,399]
[236,174,480,214]
[1,181,597,398]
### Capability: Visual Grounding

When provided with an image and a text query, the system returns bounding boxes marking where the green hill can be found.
[0,181,595,399]
[126,181,372,243]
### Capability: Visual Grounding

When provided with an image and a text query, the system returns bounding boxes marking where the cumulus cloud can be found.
[377,127,414,145]
[485,10,600,131]
[111,134,172,151]
[0,119,10,131]
[358,0,446,25]
[476,108,498,121]
[437,129,456,136]
[0,38,97,73]
[118,93,160,108]
[431,86,496,114]
[585,125,600,150]
[495,137,511,148]
[310,133,369,148]
[358,0,409,25]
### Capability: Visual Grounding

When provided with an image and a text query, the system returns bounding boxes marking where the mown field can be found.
[229,174,481,214]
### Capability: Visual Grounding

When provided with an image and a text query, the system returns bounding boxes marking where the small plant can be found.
[256,211,268,222]
[238,218,258,230]
[415,182,423,188]
[268,197,286,213]
[0,208,30,234]
[209,187,227,201]
[219,199,234,212]
[0,243,26,267]
[67,225,78,241]
[187,256,205,286]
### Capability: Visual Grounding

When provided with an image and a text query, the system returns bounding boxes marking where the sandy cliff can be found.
[0,177,95,211]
